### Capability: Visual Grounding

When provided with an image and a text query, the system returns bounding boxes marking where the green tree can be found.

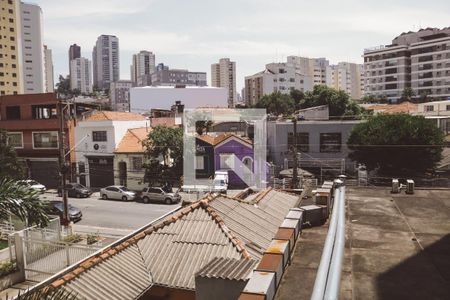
[290,89,305,110]
[301,85,351,116]
[13,288,78,300]
[142,126,183,185]
[0,129,24,180]
[400,87,415,103]
[254,92,296,116]
[55,75,71,96]
[348,114,444,175]
[196,120,213,135]
[361,94,389,104]
[0,179,49,226]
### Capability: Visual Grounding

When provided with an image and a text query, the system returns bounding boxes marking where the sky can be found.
[34,0,450,92]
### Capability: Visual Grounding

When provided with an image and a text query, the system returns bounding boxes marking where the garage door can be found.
[88,156,114,188]
[29,161,59,188]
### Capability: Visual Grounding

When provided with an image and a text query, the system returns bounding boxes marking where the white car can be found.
[100,185,136,201]
[17,180,46,193]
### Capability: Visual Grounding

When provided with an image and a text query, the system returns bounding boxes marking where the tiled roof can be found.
[150,117,177,127]
[50,199,249,292]
[195,257,256,281]
[367,101,418,114]
[197,133,252,146]
[84,111,146,121]
[115,127,150,153]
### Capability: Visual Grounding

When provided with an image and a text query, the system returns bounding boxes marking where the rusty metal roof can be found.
[196,257,256,281]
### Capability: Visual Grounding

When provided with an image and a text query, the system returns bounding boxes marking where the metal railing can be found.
[311,184,346,300]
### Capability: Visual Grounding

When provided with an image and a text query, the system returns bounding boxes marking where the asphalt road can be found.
[39,192,181,236]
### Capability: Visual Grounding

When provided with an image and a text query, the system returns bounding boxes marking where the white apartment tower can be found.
[364,27,450,101]
[92,35,120,91]
[211,58,236,107]
[20,2,45,94]
[43,45,54,92]
[326,62,364,100]
[131,50,155,87]
[70,57,92,94]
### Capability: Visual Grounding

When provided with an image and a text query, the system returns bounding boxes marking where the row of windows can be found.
[7,131,58,149]
[287,132,342,153]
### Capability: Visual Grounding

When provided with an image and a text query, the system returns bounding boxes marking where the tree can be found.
[0,179,49,226]
[348,114,444,175]
[301,85,351,116]
[13,288,78,300]
[400,87,415,103]
[290,89,305,110]
[361,94,389,104]
[55,75,71,96]
[254,92,296,116]
[196,120,213,135]
[0,129,24,180]
[142,126,183,185]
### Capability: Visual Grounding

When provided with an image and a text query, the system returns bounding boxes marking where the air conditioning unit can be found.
[392,179,399,193]
[406,179,414,194]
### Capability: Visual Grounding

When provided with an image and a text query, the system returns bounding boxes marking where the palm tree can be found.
[10,288,78,300]
[0,179,49,227]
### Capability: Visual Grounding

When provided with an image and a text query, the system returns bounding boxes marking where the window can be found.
[92,131,107,142]
[131,156,143,171]
[287,132,309,152]
[6,106,20,120]
[425,105,434,112]
[320,133,341,153]
[33,132,58,149]
[7,132,23,148]
[32,105,57,119]
[219,154,234,169]
[195,156,205,170]
[446,105,450,111]
[106,187,119,192]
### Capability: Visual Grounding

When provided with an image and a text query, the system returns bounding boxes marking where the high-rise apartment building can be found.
[364,27,450,101]
[70,57,92,94]
[131,50,155,87]
[92,35,120,91]
[110,80,132,111]
[287,56,329,89]
[0,0,23,95]
[151,63,206,87]
[69,43,81,62]
[20,2,45,94]
[211,58,236,108]
[326,62,364,100]
[43,45,54,92]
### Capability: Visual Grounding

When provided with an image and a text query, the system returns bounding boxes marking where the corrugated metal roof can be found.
[62,245,152,300]
[136,206,244,290]
[210,190,299,259]
[196,257,256,281]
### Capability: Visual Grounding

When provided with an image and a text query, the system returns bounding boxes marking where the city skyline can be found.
[33,0,450,92]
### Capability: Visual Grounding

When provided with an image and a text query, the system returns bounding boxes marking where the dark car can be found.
[58,183,92,198]
[47,201,82,222]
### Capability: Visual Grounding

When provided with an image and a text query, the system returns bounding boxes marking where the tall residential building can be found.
[92,35,120,91]
[151,63,207,86]
[110,80,132,111]
[364,27,450,101]
[20,2,45,94]
[211,58,236,107]
[69,43,81,62]
[287,56,329,89]
[326,62,364,100]
[0,0,23,95]
[131,50,155,87]
[43,45,54,92]
[70,57,92,94]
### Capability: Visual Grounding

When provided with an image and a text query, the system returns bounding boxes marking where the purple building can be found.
[196,134,254,188]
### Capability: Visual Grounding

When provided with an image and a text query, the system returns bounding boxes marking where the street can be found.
[39,192,182,236]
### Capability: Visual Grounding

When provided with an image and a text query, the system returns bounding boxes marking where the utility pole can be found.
[57,95,69,226]
[291,117,299,189]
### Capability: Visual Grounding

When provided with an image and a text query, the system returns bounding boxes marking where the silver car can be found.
[100,185,136,201]
[140,187,181,204]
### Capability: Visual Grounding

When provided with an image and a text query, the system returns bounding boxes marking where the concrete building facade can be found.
[110,80,133,112]
[43,45,54,92]
[92,35,120,91]
[364,27,450,102]
[20,2,45,94]
[211,58,236,108]
[0,0,23,95]
[131,50,155,87]
[70,57,92,94]
[326,62,364,100]
[151,63,207,87]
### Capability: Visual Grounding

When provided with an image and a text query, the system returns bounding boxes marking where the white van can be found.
[213,170,229,193]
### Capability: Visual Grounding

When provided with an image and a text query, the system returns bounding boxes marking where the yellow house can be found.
[114,127,151,191]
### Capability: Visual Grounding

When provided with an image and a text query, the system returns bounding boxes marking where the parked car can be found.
[57,183,92,198]
[17,180,46,193]
[100,185,136,201]
[140,187,181,204]
[47,201,82,222]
